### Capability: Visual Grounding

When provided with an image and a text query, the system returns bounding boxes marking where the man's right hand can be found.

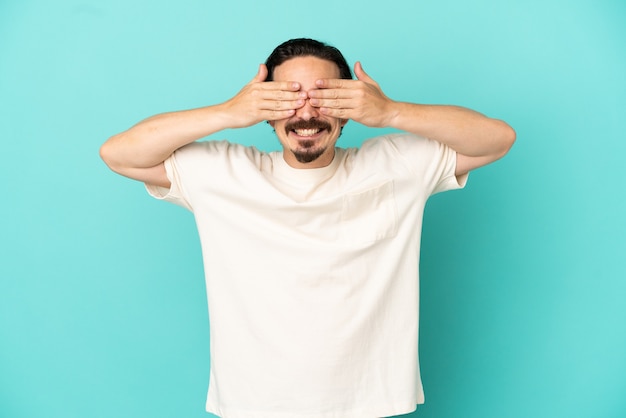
[219,64,307,128]
[100,64,307,188]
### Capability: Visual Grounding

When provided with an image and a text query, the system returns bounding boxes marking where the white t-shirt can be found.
[147,133,466,418]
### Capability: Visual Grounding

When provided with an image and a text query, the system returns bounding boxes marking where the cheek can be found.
[269,121,282,132]
[333,121,346,131]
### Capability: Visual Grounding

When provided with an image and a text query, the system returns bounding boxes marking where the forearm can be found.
[100,104,233,171]
[310,63,515,160]
[387,102,515,158]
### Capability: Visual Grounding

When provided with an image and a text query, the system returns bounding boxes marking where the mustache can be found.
[284,119,331,134]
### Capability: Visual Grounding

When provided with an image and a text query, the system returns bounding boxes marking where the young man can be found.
[101,38,515,418]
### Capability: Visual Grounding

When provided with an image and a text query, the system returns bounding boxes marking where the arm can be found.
[308,62,516,176]
[100,64,307,188]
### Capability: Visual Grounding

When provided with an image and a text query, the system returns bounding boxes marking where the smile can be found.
[293,128,322,137]
[285,118,332,138]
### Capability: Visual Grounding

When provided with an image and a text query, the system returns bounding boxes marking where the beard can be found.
[284,118,333,164]
[292,141,327,163]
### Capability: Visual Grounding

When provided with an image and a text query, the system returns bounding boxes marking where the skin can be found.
[99,55,515,188]
[268,56,347,169]
[305,59,516,176]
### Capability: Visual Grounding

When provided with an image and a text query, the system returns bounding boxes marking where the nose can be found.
[294,98,319,121]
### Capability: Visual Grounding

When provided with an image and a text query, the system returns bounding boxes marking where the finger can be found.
[308,88,355,100]
[264,108,297,121]
[258,89,307,102]
[318,106,350,119]
[309,97,356,109]
[354,61,378,85]
[250,64,301,92]
[259,80,302,92]
[259,98,306,111]
[250,64,268,84]
[315,78,353,89]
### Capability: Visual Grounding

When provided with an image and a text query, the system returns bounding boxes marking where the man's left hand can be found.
[307,62,397,128]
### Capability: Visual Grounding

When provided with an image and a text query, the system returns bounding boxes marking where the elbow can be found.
[99,134,124,173]
[99,139,112,167]
[505,122,517,150]
[495,121,516,159]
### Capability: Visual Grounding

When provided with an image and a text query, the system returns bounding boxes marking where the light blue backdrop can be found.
[1,0,624,417]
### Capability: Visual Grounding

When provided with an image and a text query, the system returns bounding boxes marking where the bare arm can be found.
[100,64,307,187]
[386,102,516,176]
[308,62,516,176]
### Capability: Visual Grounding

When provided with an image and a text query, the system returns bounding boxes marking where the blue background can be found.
[1,0,625,417]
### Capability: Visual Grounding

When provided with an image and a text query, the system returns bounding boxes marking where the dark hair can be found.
[265,38,353,81]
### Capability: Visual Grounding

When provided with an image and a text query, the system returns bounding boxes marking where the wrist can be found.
[211,102,245,130]
[385,101,404,128]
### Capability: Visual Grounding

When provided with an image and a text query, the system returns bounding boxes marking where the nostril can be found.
[296,101,318,118]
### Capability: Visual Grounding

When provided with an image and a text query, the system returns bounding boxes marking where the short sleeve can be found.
[145,154,193,211]
[429,142,468,195]
[144,140,265,212]
[381,133,468,196]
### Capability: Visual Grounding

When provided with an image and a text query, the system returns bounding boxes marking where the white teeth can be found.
[294,128,321,137]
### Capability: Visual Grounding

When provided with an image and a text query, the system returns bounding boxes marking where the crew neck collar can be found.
[272,149,343,184]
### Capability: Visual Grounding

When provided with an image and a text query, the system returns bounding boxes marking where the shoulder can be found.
[360,132,441,153]
[174,140,268,166]
[178,140,261,156]
[351,132,446,166]
[346,132,458,184]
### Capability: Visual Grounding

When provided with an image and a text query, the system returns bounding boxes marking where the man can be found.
[100,38,515,418]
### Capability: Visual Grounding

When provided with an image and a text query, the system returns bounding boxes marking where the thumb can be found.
[354,61,376,84]
[251,63,268,83]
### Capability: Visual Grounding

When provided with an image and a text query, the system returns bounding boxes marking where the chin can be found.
[293,147,326,164]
